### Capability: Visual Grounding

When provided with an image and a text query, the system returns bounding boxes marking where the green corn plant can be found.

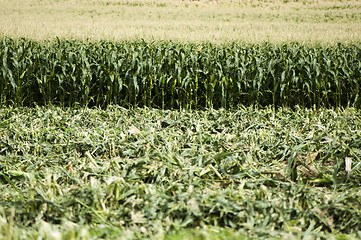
[1,38,361,109]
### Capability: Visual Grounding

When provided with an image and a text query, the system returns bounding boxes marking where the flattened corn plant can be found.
[0,106,361,239]
[0,38,361,109]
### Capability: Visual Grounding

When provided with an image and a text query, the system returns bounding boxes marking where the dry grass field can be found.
[1,0,361,44]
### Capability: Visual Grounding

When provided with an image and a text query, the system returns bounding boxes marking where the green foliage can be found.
[0,106,361,239]
[0,38,360,109]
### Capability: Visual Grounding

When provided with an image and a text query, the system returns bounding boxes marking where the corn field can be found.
[1,38,360,109]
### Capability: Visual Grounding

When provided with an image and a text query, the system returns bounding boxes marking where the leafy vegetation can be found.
[1,106,361,239]
[1,38,361,109]
[1,1,360,239]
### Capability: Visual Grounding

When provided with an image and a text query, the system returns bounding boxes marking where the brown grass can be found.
[0,0,360,44]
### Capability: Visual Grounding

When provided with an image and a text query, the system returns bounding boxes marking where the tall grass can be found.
[0,39,360,109]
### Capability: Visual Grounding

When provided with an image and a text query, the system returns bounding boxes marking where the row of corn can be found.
[1,38,360,108]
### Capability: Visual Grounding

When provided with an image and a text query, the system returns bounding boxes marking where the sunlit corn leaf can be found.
[0,38,360,108]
